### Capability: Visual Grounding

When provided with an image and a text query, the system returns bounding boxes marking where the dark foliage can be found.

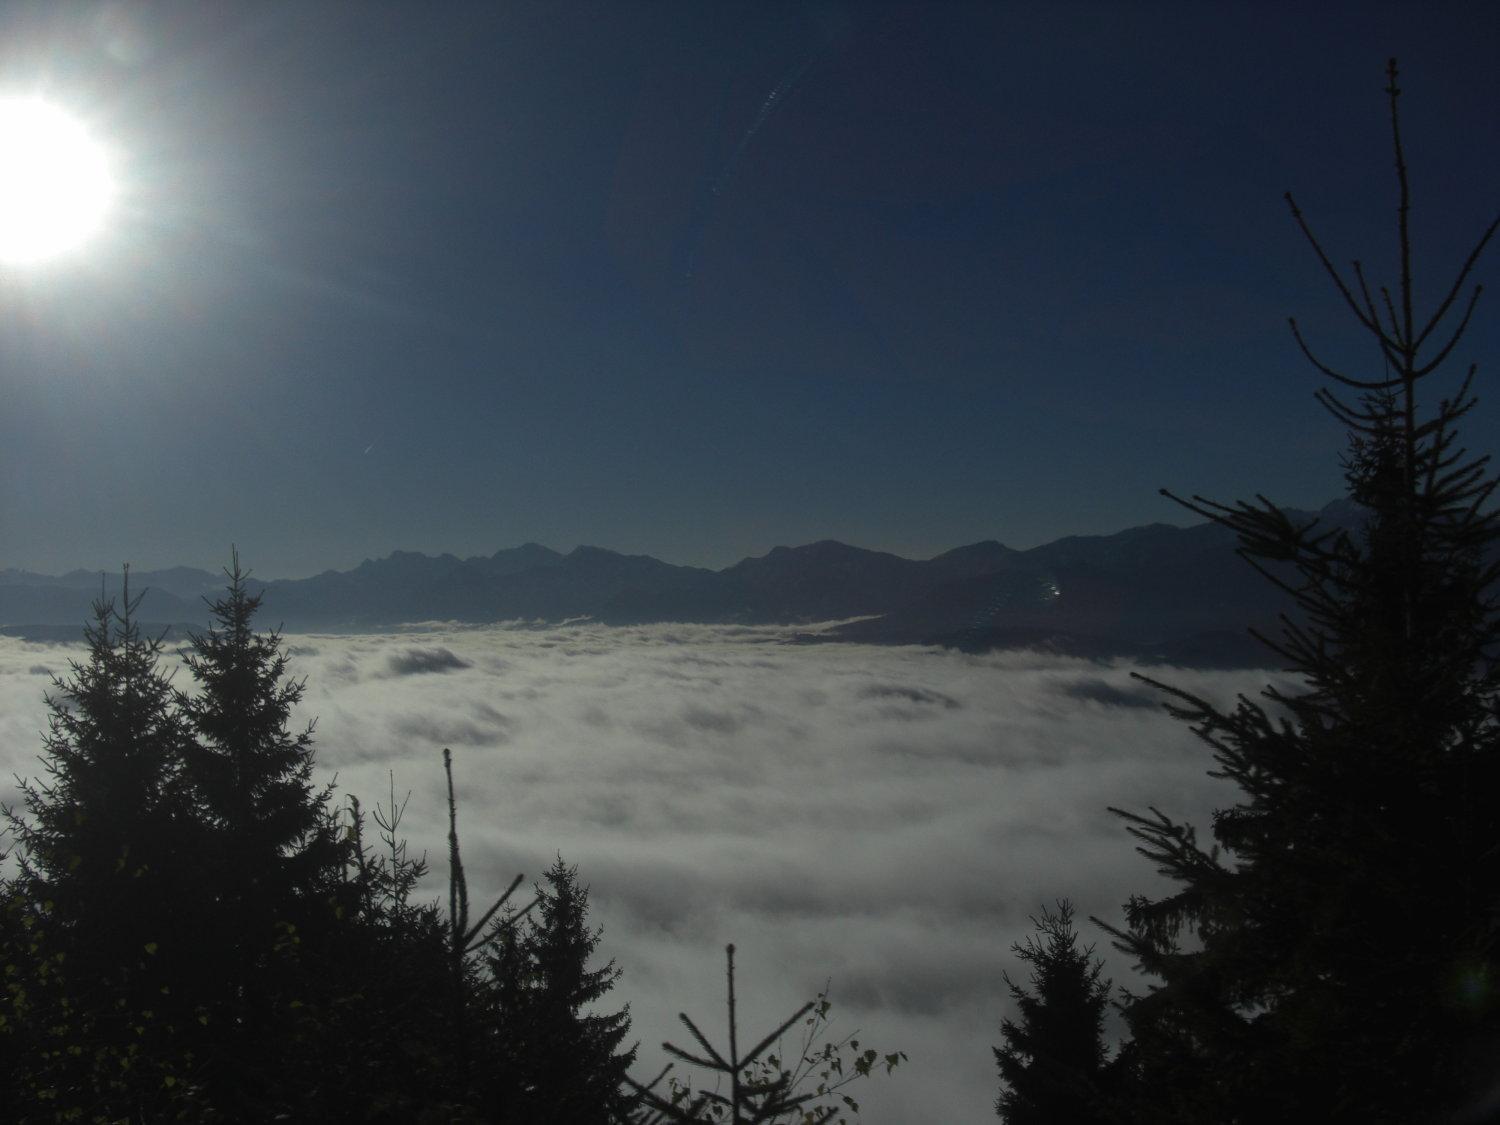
[994,901,1111,1125]
[626,943,904,1125]
[481,856,637,1123]
[5,568,837,1121]
[0,562,488,1120]
[175,550,352,1112]
[2,574,201,1118]
[1096,60,1500,1123]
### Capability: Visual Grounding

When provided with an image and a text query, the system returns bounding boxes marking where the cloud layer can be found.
[0,623,1283,1122]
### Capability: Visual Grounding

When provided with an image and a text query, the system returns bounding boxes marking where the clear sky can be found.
[1,1,1497,578]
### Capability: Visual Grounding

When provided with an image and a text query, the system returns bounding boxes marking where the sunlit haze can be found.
[0,4,1494,577]
[0,97,112,264]
[0,5,1497,1122]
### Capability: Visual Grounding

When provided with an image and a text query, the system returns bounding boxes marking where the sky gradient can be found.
[1,1,1498,577]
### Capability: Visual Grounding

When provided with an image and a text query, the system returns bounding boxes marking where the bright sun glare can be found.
[0,98,113,265]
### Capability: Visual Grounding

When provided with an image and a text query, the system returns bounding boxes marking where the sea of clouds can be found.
[0,621,1286,1123]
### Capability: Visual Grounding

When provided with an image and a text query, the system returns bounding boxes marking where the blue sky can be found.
[1,1,1497,577]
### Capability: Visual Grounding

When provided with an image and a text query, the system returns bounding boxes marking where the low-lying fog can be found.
[0,621,1282,1122]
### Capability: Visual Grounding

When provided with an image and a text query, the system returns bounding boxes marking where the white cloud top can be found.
[0,622,1282,1122]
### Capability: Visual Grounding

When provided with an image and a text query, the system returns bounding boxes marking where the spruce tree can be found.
[175,551,350,1111]
[3,574,201,1118]
[623,943,905,1125]
[179,550,343,900]
[484,855,637,1124]
[10,576,189,937]
[994,901,1111,1125]
[1097,60,1500,1123]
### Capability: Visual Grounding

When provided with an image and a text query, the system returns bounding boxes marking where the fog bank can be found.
[0,622,1281,1122]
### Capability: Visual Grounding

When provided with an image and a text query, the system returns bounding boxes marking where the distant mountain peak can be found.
[760,539,887,561]
[931,539,1012,560]
[0,508,1347,666]
[1317,497,1369,527]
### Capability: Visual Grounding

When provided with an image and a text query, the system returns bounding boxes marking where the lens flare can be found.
[0,98,113,265]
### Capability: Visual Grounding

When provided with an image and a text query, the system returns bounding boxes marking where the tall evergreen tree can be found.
[483,855,637,1124]
[175,551,351,1111]
[994,901,1111,1125]
[1097,60,1500,1123]
[3,573,201,1118]
[10,576,189,931]
[179,550,344,898]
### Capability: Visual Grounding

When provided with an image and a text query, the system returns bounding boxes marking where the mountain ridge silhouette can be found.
[0,502,1365,665]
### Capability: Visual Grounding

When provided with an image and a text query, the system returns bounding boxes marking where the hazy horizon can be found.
[0,510,1230,583]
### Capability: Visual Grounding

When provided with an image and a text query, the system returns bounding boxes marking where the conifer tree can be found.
[175,551,351,1110]
[10,576,189,930]
[320,783,482,1122]
[0,870,26,1108]
[994,901,1111,1125]
[1097,60,1500,1123]
[625,943,904,1125]
[179,550,344,901]
[3,574,200,1118]
[484,855,637,1123]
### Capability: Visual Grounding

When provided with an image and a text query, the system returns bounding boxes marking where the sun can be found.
[0,98,113,265]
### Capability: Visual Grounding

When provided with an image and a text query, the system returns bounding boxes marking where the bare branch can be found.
[1379,285,1404,348]
[1413,284,1484,378]
[1387,58,1416,358]
[1351,260,1387,337]
[1288,317,1400,389]
[1285,191,1383,334]
[1415,214,1500,349]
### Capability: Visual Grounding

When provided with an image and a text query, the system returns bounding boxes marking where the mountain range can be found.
[0,503,1364,666]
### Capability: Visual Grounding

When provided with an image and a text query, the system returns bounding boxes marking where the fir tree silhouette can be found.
[175,550,350,1112]
[994,901,1111,1125]
[484,855,637,1123]
[626,943,903,1125]
[3,571,201,1118]
[1097,60,1500,1123]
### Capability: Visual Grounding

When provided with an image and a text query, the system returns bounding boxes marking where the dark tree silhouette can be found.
[1097,60,1500,1124]
[175,550,351,1111]
[322,774,491,1123]
[436,745,530,1117]
[2,573,201,1118]
[994,901,1111,1125]
[180,550,343,900]
[0,568,902,1122]
[625,943,903,1125]
[484,855,637,1123]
